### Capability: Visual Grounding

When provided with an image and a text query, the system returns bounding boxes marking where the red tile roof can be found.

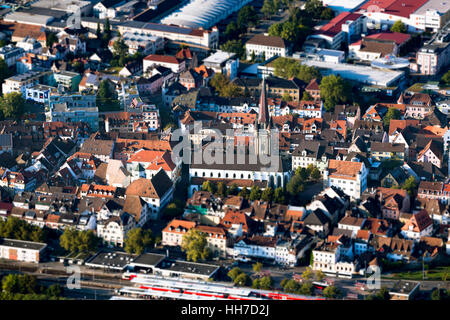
[320,12,363,37]
[364,32,411,45]
[359,0,429,18]
[144,54,182,65]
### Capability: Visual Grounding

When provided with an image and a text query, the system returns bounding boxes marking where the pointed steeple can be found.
[258,77,269,128]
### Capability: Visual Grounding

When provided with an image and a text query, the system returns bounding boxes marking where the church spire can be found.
[258,77,269,128]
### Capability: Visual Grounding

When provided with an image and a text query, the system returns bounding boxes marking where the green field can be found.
[384,266,450,281]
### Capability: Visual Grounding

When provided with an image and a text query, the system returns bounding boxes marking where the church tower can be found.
[254,78,271,156]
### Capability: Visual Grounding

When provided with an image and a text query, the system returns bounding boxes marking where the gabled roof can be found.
[125,170,173,199]
[246,34,286,48]
[144,54,182,65]
[304,209,329,226]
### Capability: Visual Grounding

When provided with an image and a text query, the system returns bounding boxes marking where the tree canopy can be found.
[401,176,417,197]
[219,40,246,60]
[0,92,26,120]
[322,285,342,298]
[124,228,153,255]
[59,229,100,254]
[181,228,212,262]
[391,20,407,33]
[209,73,243,98]
[96,80,121,112]
[383,107,402,128]
[1,274,65,300]
[441,70,450,86]
[272,57,320,82]
[0,217,46,242]
[319,74,352,111]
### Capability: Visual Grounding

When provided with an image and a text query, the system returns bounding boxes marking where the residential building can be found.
[324,159,368,199]
[143,54,186,74]
[416,29,450,75]
[245,34,287,60]
[307,12,366,50]
[401,210,434,240]
[0,238,47,263]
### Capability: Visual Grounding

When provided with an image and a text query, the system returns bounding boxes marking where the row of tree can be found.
[201,180,286,204]
[1,274,64,300]
[0,217,47,243]
[272,58,353,111]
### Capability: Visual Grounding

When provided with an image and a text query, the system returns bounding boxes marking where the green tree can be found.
[250,51,256,62]
[225,21,240,41]
[262,0,275,18]
[283,279,300,293]
[228,183,239,196]
[220,40,245,60]
[310,167,321,181]
[60,229,100,254]
[315,270,325,281]
[249,186,261,201]
[181,228,212,262]
[391,20,407,33]
[273,187,286,204]
[319,74,352,111]
[46,284,63,298]
[282,91,293,102]
[383,108,402,128]
[302,267,314,280]
[71,60,84,74]
[366,287,391,300]
[298,282,314,295]
[96,80,121,112]
[46,32,58,48]
[302,90,313,101]
[216,182,227,197]
[96,22,102,39]
[253,262,263,273]
[273,57,319,82]
[268,23,283,37]
[239,186,250,199]
[0,92,26,119]
[431,288,449,300]
[124,228,153,255]
[0,58,9,89]
[261,187,273,202]
[228,267,243,281]
[234,273,250,286]
[401,176,417,197]
[320,7,334,20]
[220,82,243,98]
[202,180,216,194]
[286,174,305,196]
[441,70,450,85]
[237,5,259,31]
[323,285,342,298]
[112,37,129,66]
[259,276,274,290]
[163,201,184,220]
[102,18,112,44]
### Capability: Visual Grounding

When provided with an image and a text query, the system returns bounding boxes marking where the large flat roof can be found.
[203,50,236,65]
[413,0,450,15]
[0,238,47,251]
[130,253,166,267]
[85,251,136,270]
[322,0,368,13]
[158,259,220,277]
[300,58,404,87]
